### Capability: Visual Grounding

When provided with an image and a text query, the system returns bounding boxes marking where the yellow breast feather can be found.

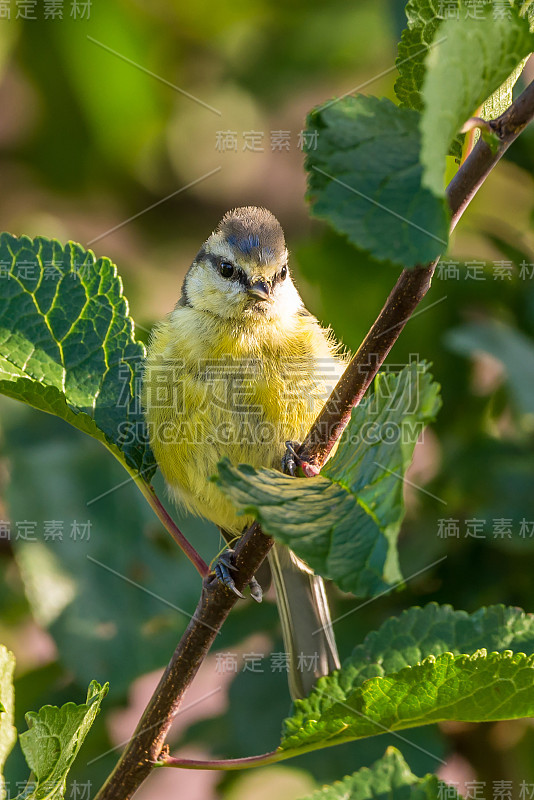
[143,306,344,534]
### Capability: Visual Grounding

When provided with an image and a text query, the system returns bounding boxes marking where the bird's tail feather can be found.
[268,542,339,700]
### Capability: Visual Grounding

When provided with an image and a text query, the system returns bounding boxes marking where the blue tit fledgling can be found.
[143,206,344,699]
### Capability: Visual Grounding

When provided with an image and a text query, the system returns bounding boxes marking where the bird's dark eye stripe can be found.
[196,249,244,283]
[235,269,248,287]
[271,265,287,283]
[195,247,218,272]
[196,247,286,287]
[216,258,248,286]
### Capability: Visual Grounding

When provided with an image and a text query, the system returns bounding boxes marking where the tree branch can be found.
[447,78,534,232]
[299,77,534,470]
[94,79,534,800]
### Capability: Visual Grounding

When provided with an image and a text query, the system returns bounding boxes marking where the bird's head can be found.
[181,207,303,322]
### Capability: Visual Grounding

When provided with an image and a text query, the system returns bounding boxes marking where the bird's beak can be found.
[248,279,271,301]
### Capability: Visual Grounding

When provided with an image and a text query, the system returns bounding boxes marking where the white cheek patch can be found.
[186,264,246,317]
[217,274,245,302]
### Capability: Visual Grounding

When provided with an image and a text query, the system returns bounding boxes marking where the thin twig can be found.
[136,479,210,577]
[94,79,534,800]
[158,749,281,770]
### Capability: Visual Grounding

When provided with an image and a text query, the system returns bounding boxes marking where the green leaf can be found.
[420,13,534,195]
[6,426,209,698]
[0,233,155,480]
[215,604,534,766]
[304,96,449,267]
[395,1,533,163]
[395,0,449,112]
[215,363,441,596]
[299,746,461,800]
[480,57,528,122]
[186,629,447,780]
[288,603,534,728]
[394,1,533,147]
[0,646,16,799]
[280,650,534,756]
[18,681,108,800]
[445,319,534,417]
[321,362,441,532]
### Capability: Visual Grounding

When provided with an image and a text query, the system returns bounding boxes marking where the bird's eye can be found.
[280,265,287,280]
[219,261,234,278]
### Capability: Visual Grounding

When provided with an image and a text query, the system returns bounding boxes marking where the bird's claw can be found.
[282,440,321,477]
[282,440,301,476]
[214,551,245,598]
[213,550,263,602]
[248,576,263,603]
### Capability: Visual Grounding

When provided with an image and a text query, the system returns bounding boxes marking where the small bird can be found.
[143,206,344,699]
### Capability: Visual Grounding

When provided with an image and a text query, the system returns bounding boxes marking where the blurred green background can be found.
[1,2,534,798]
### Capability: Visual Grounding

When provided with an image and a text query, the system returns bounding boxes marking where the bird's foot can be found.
[283,440,321,478]
[213,550,263,602]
